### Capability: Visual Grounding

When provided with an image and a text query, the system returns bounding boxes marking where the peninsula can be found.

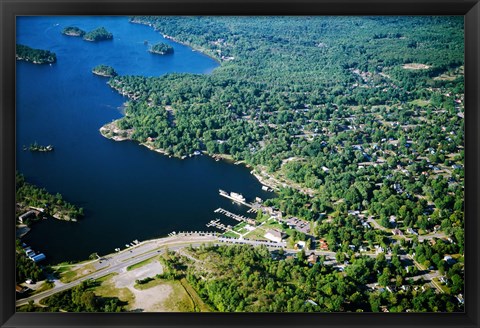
[16,44,56,64]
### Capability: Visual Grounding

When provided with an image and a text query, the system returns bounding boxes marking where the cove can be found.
[16,16,273,264]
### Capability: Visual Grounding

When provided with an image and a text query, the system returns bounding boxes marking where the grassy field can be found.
[59,263,101,283]
[432,277,451,294]
[244,218,284,240]
[32,281,54,294]
[93,273,135,306]
[126,256,158,271]
[133,277,211,312]
[222,231,238,238]
[179,278,212,312]
[410,99,430,107]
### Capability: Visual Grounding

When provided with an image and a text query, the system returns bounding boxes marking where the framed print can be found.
[1,0,479,327]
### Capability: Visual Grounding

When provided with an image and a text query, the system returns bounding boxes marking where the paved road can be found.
[16,232,445,307]
[16,235,218,307]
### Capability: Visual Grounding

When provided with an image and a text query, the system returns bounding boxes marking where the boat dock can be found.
[214,208,256,225]
[206,218,221,227]
[206,219,238,234]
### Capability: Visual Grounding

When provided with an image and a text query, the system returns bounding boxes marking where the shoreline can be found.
[100,19,289,196]
[129,19,222,65]
[98,120,278,190]
[92,71,116,78]
[16,225,31,238]
[16,56,55,65]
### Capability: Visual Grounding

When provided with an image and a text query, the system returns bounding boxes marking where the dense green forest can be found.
[149,42,174,55]
[16,44,56,64]
[102,16,464,312]
[92,64,118,77]
[160,244,462,312]
[83,27,113,41]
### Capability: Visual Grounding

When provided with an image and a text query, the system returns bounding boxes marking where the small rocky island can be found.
[16,44,56,64]
[92,64,118,77]
[149,42,174,55]
[25,142,54,152]
[61,26,86,37]
[83,27,113,41]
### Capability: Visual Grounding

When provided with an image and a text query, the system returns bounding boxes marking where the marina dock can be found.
[214,208,256,225]
[205,219,239,235]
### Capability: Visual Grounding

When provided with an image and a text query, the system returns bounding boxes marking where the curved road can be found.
[16,235,218,307]
[17,232,444,307]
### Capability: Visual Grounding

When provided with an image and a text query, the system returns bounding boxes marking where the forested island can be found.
[149,42,174,55]
[83,27,113,42]
[61,26,86,37]
[16,44,56,64]
[100,16,464,312]
[92,65,118,77]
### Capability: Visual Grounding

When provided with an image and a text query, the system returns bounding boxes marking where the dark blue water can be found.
[16,16,272,264]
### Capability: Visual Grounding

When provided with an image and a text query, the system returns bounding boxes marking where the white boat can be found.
[230,192,246,202]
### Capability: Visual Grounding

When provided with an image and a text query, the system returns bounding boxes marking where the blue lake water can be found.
[16,16,272,264]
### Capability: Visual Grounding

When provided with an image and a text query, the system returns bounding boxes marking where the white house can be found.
[264,229,284,243]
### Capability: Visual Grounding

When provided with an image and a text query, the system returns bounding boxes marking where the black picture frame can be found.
[1,0,479,327]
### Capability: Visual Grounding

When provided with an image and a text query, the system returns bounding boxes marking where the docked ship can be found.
[230,192,246,203]
[219,189,246,203]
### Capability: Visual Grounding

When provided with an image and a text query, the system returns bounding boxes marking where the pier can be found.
[206,219,232,232]
[206,218,221,227]
[214,208,256,225]
[205,218,241,236]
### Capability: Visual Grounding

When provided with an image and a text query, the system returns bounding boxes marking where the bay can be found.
[16,16,272,264]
